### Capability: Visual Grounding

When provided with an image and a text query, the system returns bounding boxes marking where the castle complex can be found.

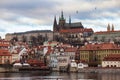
[5,11,93,46]
[3,12,120,69]
[53,11,93,46]
[53,11,84,32]
[91,24,120,42]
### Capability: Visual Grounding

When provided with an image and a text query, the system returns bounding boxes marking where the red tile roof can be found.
[59,28,93,33]
[46,49,53,55]
[80,43,120,50]
[46,46,53,55]
[95,30,120,34]
[65,47,77,52]
[0,50,11,56]
[0,40,11,56]
[103,54,120,61]
[0,40,10,47]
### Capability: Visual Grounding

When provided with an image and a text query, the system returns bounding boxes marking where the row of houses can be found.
[0,39,120,71]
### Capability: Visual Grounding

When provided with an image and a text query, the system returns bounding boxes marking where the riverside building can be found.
[79,42,120,67]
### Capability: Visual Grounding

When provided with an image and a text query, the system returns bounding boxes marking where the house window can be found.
[78,64,82,66]
[107,65,109,67]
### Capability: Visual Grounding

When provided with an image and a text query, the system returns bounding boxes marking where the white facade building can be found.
[78,62,88,69]
[102,61,120,67]
[102,54,120,67]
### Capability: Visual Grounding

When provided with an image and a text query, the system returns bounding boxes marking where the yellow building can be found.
[79,42,120,67]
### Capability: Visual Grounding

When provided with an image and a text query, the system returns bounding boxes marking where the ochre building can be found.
[79,42,120,66]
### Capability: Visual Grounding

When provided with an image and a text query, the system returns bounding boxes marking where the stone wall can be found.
[78,67,120,73]
[5,31,53,41]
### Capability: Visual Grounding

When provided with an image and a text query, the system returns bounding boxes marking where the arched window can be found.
[114,65,116,67]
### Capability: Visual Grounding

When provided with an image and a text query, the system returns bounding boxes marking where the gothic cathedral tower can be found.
[59,11,66,29]
[53,16,58,32]
[53,11,66,32]
[107,23,110,31]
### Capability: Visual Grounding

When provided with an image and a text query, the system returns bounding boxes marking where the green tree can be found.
[22,35,27,42]
[30,36,37,46]
[37,35,45,45]
[101,36,105,42]
[94,36,98,41]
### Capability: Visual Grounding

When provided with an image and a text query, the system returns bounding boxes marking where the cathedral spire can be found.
[59,11,65,20]
[69,15,71,25]
[61,11,64,20]
[107,23,110,31]
[112,24,114,31]
[53,16,57,26]
[59,11,66,27]
[53,16,58,32]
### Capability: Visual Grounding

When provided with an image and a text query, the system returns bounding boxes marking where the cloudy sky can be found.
[0,0,120,38]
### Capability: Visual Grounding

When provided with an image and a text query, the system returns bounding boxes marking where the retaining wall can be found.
[78,67,120,73]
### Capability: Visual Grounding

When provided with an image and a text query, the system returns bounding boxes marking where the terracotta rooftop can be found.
[45,46,53,55]
[95,30,120,34]
[0,40,10,47]
[103,54,120,61]
[46,49,53,55]
[80,42,120,50]
[0,50,11,56]
[60,28,93,33]
[65,47,77,52]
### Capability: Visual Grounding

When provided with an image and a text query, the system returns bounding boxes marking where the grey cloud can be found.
[0,0,60,10]
[0,0,119,38]
[0,29,6,32]
[0,0,61,24]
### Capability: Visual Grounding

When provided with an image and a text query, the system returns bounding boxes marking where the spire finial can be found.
[53,15,57,32]
[61,11,64,20]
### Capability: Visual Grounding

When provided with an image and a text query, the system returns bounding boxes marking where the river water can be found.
[0,72,119,80]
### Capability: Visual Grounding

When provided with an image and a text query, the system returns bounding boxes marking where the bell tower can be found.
[59,11,66,29]
[112,24,114,31]
[107,23,110,31]
[53,16,58,32]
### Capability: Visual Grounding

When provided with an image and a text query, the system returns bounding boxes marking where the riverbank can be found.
[78,67,120,73]
[1,67,120,73]
[0,67,51,73]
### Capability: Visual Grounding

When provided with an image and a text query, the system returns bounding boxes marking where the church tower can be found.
[107,23,110,31]
[112,24,114,31]
[69,15,71,26]
[59,11,66,29]
[53,16,58,32]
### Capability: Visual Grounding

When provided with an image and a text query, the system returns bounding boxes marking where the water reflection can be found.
[100,73,120,80]
[0,72,120,80]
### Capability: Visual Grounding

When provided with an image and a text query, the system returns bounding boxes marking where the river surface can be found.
[0,72,119,80]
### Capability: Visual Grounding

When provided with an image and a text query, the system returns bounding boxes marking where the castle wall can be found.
[5,31,53,41]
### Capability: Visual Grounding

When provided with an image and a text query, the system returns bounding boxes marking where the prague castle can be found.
[53,11,93,46]
[5,11,93,46]
[91,24,120,42]
[53,11,84,32]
